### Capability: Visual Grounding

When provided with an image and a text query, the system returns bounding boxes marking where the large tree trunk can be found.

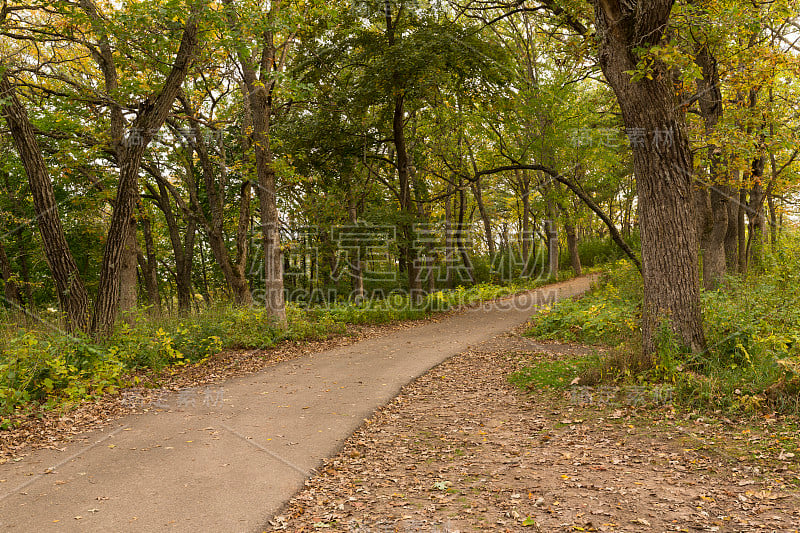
[91,14,200,336]
[595,0,706,355]
[694,38,728,290]
[225,0,286,322]
[0,72,90,332]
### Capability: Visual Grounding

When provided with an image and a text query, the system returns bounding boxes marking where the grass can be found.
[513,238,800,415]
[508,355,600,390]
[0,273,575,424]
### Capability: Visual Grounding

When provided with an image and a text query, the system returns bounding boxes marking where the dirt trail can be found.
[0,276,596,532]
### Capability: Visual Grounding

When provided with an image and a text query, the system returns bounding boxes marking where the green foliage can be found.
[561,232,640,270]
[0,278,563,421]
[0,331,124,417]
[523,238,800,413]
[508,355,599,390]
[527,260,640,346]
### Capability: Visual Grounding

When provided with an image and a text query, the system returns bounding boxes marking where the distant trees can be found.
[0,0,796,364]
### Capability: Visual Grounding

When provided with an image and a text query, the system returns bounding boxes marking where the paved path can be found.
[0,276,595,532]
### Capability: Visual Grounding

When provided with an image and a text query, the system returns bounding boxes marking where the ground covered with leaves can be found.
[271,330,800,532]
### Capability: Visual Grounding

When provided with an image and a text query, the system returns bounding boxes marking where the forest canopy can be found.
[0,0,798,360]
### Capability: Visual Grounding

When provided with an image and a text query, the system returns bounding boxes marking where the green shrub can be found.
[522,236,800,414]
[526,260,639,346]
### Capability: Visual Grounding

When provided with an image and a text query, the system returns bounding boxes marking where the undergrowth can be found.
[0,275,570,424]
[515,241,800,415]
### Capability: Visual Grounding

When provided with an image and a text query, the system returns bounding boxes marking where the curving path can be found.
[0,276,596,532]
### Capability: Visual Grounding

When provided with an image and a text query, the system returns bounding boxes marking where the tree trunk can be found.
[394,97,422,298]
[724,171,740,272]
[444,181,454,288]
[347,198,365,302]
[545,197,559,279]
[0,71,90,332]
[150,173,196,313]
[595,0,706,355]
[456,182,474,284]
[768,193,777,250]
[520,174,532,272]
[138,212,160,314]
[696,185,728,290]
[226,1,286,322]
[413,180,435,294]
[745,153,767,272]
[565,221,582,276]
[177,220,197,312]
[471,178,495,257]
[189,126,253,306]
[694,38,728,290]
[118,214,139,322]
[382,4,422,300]
[737,187,747,274]
[19,246,33,307]
[91,14,200,336]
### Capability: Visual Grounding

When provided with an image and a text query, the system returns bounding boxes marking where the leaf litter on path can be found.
[272,330,800,532]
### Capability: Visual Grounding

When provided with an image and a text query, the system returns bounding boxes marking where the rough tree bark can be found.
[0,72,90,332]
[593,0,706,355]
[81,0,135,326]
[694,39,729,290]
[224,0,286,322]
[90,11,201,336]
[118,214,140,322]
